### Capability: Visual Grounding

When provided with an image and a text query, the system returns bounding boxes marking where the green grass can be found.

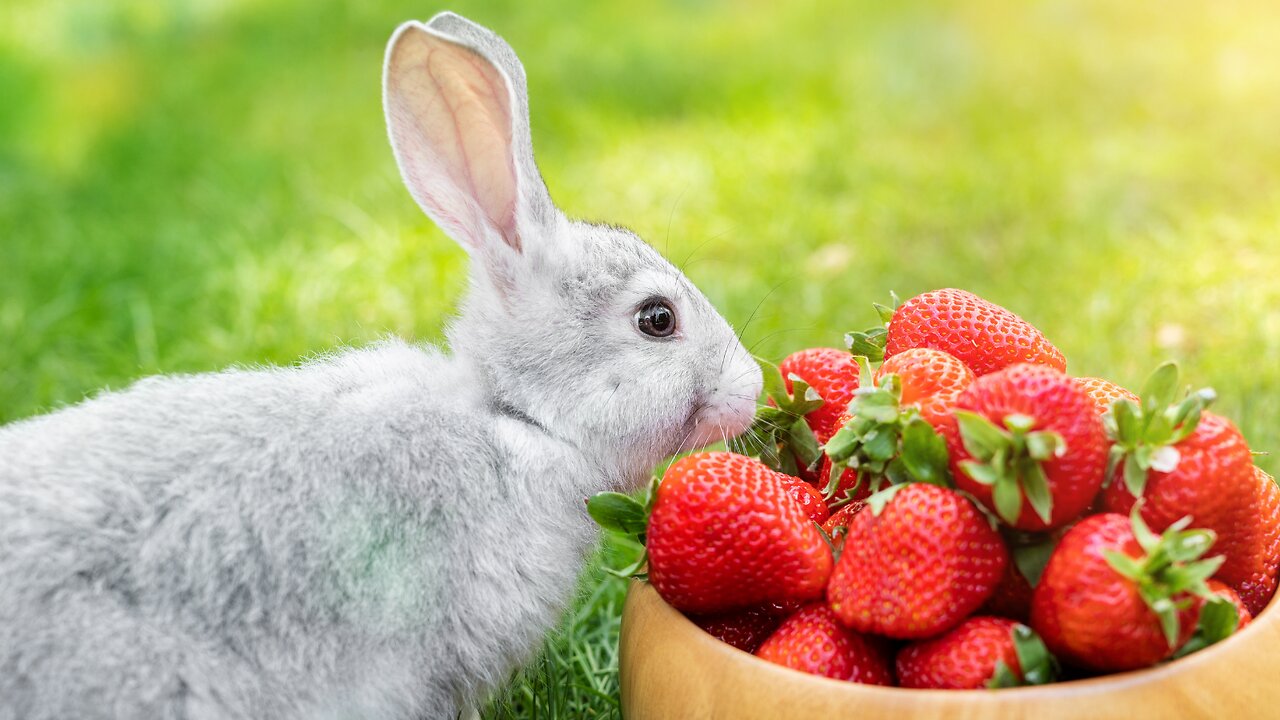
[4,0,1280,716]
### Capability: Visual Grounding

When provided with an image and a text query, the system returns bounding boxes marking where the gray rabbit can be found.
[0,12,762,720]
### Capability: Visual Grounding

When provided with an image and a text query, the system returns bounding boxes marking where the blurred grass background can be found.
[4,0,1279,716]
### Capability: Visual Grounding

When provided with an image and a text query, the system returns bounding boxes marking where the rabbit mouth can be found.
[680,398,755,453]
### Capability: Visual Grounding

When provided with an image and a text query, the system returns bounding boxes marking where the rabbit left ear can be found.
[383,13,555,267]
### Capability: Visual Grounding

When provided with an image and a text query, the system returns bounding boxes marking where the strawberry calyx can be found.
[842,292,900,363]
[954,410,1066,526]
[1105,361,1216,498]
[1005,528,1061,587]
[822,372,951,506]
[1102,504,1224,649]
[1171,594,1242,659]
[987,624,1058,689]
[728,357,824,476]
[586,475,659,578]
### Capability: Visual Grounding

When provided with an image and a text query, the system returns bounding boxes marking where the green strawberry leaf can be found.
[587,492,649,537]
[874,293,900,325]
[785,416,823,469]
[955,410,1006,462]
[1172,596,1240,659]
[845,328,887,362]
[603,549,649,580]
[866,482,908,516]
[1103,549,1145,581]
[961,460,1000,486]
[1020,459,1054,525]
[1112,399,1141,444]
[1140,362,1180,418]
[814,520,841,563]
[1012,537,1058,587]
[1123,453,1148,497]
[900,418,951,486]
[862,426,899,462]
[986,660,1021,689]
[992,473,1023,526]
[1108,504,1226,647]
[1012,624,1057,686]
[1107,362,1216,501]
[987,624,1057,689]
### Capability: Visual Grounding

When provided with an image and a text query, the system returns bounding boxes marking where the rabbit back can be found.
[0,339,597,718]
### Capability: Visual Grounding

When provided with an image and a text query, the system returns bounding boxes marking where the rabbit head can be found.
[383,13,762,487]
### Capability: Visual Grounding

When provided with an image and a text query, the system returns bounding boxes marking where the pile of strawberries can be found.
[591,288,1280,689]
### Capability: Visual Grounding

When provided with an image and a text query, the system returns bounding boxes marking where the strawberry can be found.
[1101,363,1278,615]
[819,501,866,548]
[779,348,861,443]
[729,356,838,480]
[755,603,894,685]
[827,483,1007,639]
[879,288,1066,376]
[1237,467,1280,613]
[816,450,868,509]
[980,561,1036,623]
[1073,376,1138,417]
[1172,580,1253,660]
[693,601,800,654]
[819,351,965,505]
[776,472,830,523]
[876,347,976,428]
[1206,580,1252,629]
[949,363,1108,530]
[645,452,833,614]
[896,617,1056,689]
[1030,511,1221,672]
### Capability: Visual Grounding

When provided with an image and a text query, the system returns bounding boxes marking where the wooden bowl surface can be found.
[619,581,1276,719]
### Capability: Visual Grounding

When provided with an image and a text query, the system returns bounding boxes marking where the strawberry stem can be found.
[955,410,1064,525]
[1102,504,1224,648]
[1105,362,1216,497]
[822,373,951,502]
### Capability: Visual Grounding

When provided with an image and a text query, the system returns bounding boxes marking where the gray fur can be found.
[0,12,761,720]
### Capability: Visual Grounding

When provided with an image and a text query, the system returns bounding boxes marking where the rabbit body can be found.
[0,11,761,720]
[0,339,602,719]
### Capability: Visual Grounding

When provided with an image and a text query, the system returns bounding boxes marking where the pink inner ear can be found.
[388,28,520,252]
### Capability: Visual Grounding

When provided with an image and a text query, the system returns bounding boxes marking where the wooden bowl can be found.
[619,581,1275,719]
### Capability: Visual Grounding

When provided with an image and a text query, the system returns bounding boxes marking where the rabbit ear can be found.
[383,12,555,266]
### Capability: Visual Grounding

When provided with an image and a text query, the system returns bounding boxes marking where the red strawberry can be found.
[1174,579,1253,659]
[1206,580,1252,630]
[1238,467,1280,613]
[948,363,1108,530]
[883,289,1066,376]
[647,452,833,614]
[779,347,861,443]
[1030,511,1219,672]
[755,603,894,685]
[819,501,866,548]
[1102,365,1277,615]
[876,347,975,428]
[776,472,830,523]
[827,483,1007,639]
[1073,376,1138,417]
[693,601,800,654]
[897,617,1056,689]
[980,561,1035,623]
[736,353,846,481]
[819,352,964,504]
[816,413,872,506]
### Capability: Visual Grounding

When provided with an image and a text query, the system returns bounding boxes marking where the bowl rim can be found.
[625,579,1272,698]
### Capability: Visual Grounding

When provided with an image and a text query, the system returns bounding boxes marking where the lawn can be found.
[4,0,1280,717]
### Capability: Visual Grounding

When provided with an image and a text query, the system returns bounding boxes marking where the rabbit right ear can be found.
[383,13,556,285]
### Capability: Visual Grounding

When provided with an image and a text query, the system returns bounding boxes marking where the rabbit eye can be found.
[636,300,676,338]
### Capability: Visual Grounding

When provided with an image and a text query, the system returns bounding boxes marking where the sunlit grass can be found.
[4,1,1280,717]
